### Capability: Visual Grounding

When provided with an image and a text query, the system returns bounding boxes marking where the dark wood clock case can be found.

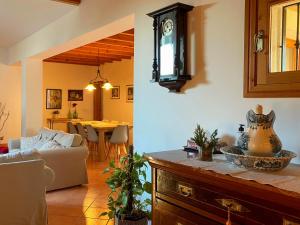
[148,3,194,92]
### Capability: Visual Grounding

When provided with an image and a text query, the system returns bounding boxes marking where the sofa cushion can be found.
[53,133,82,148]
[20,135,41,151]
[0,149,41,163]
[39,127,59,140]
[39,140,65,150]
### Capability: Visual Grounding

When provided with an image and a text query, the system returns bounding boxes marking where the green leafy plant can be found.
[101,147,152,223]
[191,124,218,150]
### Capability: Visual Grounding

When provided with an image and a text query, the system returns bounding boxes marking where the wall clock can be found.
[148,3,194,92]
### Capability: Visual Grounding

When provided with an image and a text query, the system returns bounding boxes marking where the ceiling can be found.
[44,29,134,66]
[0,0,76,48]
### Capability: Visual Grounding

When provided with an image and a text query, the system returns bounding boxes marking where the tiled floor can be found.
[46,160,114,225]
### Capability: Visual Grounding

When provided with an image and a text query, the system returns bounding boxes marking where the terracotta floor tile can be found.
[76,217,114,225]
[48,215,79,225]
[84,207,107,219]
[48,205,88,217]
[46,160,113,223]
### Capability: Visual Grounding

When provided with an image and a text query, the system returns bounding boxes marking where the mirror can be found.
[270,0,300,73]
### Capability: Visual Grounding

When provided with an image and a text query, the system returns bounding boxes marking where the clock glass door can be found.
[160,17,175,78]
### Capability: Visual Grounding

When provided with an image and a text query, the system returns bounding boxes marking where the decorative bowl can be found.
[220,146,296,171]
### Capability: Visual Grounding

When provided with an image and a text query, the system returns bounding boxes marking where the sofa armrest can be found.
[8,138,21,150]
[43,166,55,187]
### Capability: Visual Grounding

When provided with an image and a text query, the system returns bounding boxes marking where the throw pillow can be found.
[0,151,22,163]
[39,127,59,140]
[39,140,65,150]
[20,135,41,151]
[53,133,82,148]
[0,149,41,163]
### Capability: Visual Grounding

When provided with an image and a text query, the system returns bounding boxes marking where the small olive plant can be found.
[100,146,152,222]
[191,124,218,151]
[0,103,9,142]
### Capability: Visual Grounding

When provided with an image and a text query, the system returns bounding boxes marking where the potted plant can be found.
[101,146,152,225]
[52,110,60,119]
[191,124,218,161]
[0,103,9,143]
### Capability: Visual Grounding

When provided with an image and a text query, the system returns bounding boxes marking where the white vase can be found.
[244,105,282,156]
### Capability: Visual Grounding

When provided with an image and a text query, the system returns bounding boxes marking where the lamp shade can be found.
[85,83,96,91]
[102,82,113,90]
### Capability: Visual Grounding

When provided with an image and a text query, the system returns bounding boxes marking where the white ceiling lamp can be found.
[85,49,113,91]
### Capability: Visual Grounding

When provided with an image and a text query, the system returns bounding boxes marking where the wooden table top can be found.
[47,118,83,122]
[78,121,133,129]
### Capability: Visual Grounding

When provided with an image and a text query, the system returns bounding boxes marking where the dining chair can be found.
[67,122,78,134]
[86,125,99,161]
[106,125,128,161]
[76,123,87,140]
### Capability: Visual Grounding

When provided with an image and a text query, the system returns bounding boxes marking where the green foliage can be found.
[101,151,152,222]
[191,124,219,151]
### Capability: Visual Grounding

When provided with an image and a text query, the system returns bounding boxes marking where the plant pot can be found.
[198,147,213,161]
[115,216,148,225]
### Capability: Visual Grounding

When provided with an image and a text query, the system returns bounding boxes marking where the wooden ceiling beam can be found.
[80,43,133,53]
[45,60,99,66]
[95,39,134,48]
[69,49,133,57]
[51,0,81,5]
[55,52,130,60]
[122,29,134,35]
[44,58,106,66]
[44,28,134,66]
[58,52,132,61]
[47,56,108,62]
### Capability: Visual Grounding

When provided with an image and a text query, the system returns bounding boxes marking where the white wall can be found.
[22,59,43,136]
[0,64,21,142]
[4,0,300,163]
[102,59,133,123]
[135,0,300,164]
[43,62,96,131]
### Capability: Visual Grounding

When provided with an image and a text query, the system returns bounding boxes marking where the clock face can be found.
[162,19,174,36]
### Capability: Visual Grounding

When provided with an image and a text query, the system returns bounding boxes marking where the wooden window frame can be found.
[244,0,300,97]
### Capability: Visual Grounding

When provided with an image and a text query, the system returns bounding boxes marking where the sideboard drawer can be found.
[153,198,222,225]
[156,169,291,225]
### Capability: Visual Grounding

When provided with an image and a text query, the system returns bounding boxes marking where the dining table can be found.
[76,120,133,162]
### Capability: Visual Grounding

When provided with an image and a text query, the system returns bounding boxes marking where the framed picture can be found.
[126,85,134,102]
[111,86,120,99]
[46,89,62,109]
[68,90,83,101]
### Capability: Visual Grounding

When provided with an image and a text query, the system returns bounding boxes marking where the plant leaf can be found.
[143,182,152,194]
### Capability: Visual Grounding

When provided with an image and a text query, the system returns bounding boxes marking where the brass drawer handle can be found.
[178,184,193,197]
[216,199,249,225]
[216,198,249,213]
[283,218,300,225]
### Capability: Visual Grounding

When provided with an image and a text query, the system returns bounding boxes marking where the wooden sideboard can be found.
[146,150,300,225]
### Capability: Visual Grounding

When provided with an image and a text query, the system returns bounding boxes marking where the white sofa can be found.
[0,150,54,225]
[8,128,89,191]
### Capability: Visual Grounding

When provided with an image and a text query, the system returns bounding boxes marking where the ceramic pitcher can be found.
[239,105,282,156]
